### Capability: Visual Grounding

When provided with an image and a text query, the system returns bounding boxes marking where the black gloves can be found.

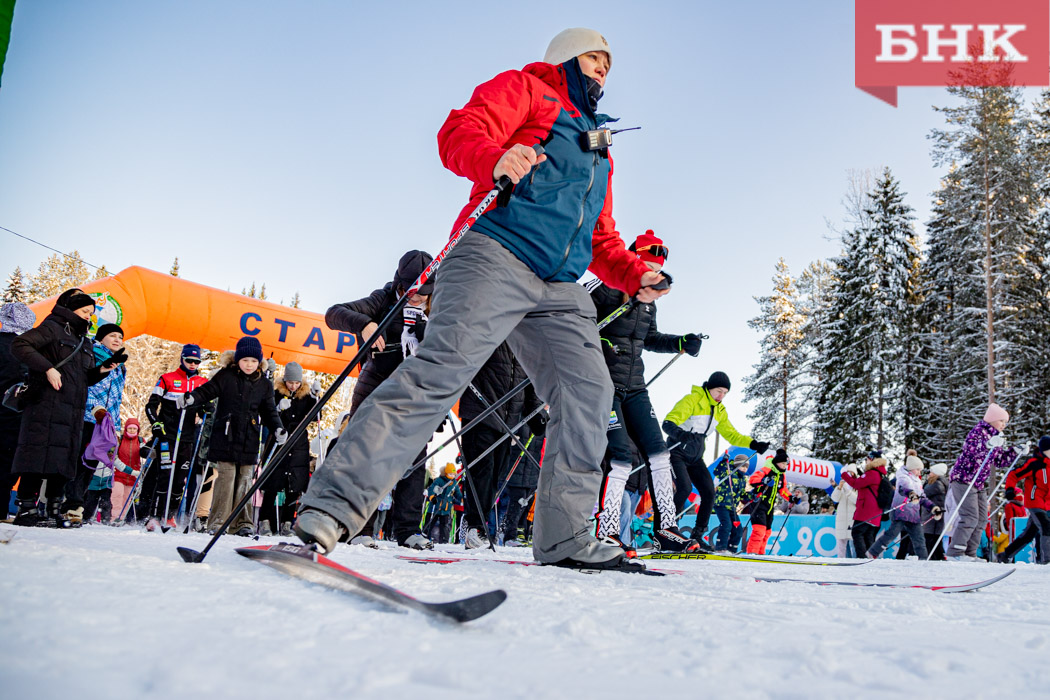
[101,348,129,369]
[679,333,702,357]
[527,408,549,437]
[750,439,770,454]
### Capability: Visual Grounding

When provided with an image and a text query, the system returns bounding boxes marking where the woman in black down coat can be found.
[11,289,119,526]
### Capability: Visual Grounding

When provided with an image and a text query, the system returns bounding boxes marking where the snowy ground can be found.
[2,525,1048,700]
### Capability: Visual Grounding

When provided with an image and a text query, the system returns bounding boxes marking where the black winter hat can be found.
[57,289,95,313]
[394,250,435,296]
[1005,487,1019,501]
[704,371,731,392]
[94,323,124,341]
[235,336,263,363]
[1039,436,1050,454]
[772,448,789,467]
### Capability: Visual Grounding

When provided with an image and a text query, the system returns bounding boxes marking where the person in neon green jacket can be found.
[662,371,769,551]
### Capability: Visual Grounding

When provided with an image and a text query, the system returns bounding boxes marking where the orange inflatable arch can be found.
[21,266,361,376]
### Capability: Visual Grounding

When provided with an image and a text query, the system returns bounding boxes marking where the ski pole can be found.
[643,337,702,389]
[770,509,794,552]
[927,434,1007,561]
[183,462,212,533]
[449,410,496,551]
[175,422,206,527]
[465,383,544,474]
[163,409,187,525]
[176,148,547,564]
[985,445,1030,523]
[455,404,546,480]
[490,434,535,512]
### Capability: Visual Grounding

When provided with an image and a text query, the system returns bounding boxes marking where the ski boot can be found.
[12,499,42,527]
[653,526,701,553]
[293,508,347,554]
[400,533,434,551]
[464,527,488,550]
[63,506,85,528]
[279,521,294,537]
[350,534,379,549]
[258,521,273,537]
[547,540,652,574]
[598,533,637,559]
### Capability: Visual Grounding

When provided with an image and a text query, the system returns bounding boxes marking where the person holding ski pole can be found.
[945,404,1017,561]
[590,230,703,556]
[838,451,889,557]
[176,338,286,536]
[141,344,207,522]
[921,463,949,561]
[712,453,749,552]
[258,362,317,537]
[295,28,669,573]
[998,436,1050,564]
[424,463,463,545]
[459,342,545,549]
[323,250,436,550]
[662,372,769,552]
[743,449,792,554]
[865,454,942,559]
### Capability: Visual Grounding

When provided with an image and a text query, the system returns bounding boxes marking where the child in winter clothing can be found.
[840,452,889,557]
[831,469,859,557]
[999,436,1050,564]
[946,404,1017,560]
[109,418,142,522]
[177,337,285,536]
[922,463,949,561]
[744,449,792,554]
[425,463,463,544]
[866,455,942,559]
[712,453,749,552]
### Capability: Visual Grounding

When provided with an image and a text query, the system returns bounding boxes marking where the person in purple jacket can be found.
[946,403,1017,561]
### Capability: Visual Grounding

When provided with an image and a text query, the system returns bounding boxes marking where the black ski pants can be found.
[1000,509,1050,563]
[461,423,514,533]
[924,532,946,561]
[258,464,309,532]
[668,450,714,535]
[62,422,98,510]
[852,520,879,557]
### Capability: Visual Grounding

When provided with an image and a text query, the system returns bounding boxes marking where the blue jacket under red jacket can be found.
[438,59,649,295]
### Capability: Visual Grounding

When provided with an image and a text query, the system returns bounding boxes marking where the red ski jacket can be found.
[841,459,888,527]
[438,60,650,295]
[1006,453,1050,510]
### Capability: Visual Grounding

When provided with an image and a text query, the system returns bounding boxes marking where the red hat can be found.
[630,230,667,266]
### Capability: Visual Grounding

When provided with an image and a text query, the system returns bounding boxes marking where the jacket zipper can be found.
[546,150,599,281]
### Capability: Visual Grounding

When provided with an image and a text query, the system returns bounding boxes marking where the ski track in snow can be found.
[1,526,1047,699]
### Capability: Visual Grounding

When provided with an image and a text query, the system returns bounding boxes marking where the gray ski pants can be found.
[300,233,612,562]
[947,481,988,557]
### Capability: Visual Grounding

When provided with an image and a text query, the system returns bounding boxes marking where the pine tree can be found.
[3,266,27,302]
[93,264,110,280]
[743,259,807,450]
[247,282,257,298]
[259,284,267,301]
[170,258,180,277]
[290,292,302,309]
[794,259,835,447]
[929,72,1042,440]
[26,251,92,302]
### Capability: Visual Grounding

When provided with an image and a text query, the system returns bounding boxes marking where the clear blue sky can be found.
[0,1,1000,448]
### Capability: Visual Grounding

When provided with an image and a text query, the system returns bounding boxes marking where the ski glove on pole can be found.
[527,408,549,437]
[174,393,194,410]
[678,333,702,357]
[750,440,770,453]
[274,429,289,445]
[401,305,427,358]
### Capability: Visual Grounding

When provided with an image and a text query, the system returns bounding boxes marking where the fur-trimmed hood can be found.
[275,377,311,399]
[213,349,273,378]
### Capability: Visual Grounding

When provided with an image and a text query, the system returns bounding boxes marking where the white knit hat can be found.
[904,455,924,472]
[544,28,612,68]
[930,463,948,477]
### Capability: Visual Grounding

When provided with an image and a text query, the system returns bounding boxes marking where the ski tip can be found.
[177,546,204,563]
[429,589,508,623]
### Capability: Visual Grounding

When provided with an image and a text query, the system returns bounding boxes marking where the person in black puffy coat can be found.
[10,290,120,527]
[323,250,435,549]
[0,302,36,519]
[258,361,318,536]
[590,231,705,555]
[179,338,284,536]
[458,342,544,547]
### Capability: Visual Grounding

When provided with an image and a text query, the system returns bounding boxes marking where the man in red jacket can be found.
[297,28,669,572]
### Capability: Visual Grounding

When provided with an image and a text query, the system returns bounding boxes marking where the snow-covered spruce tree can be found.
[929,71,1042,441]
[743,258,807,450]
[3,266,27,302]
[794,259,835,450]
[26,251,92,302]
[811,170,919,462]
